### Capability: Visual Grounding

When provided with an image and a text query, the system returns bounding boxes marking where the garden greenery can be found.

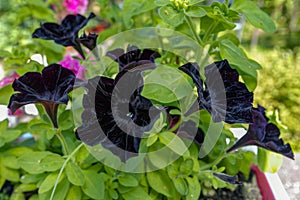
[0,0,295,199]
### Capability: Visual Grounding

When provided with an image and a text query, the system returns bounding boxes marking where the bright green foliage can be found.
[0,0,290,199]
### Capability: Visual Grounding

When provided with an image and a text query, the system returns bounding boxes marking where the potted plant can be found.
[0,0,295,199]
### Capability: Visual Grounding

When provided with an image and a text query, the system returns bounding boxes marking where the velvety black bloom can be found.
[32,13,95,59]
[227,105,294,159]
[179,60,253,124]
[106,45,161,72]
[8,64,76,128]
[76,48,161,161]
[78,32,98,50]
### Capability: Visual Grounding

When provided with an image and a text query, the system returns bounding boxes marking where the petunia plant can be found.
[0,0,295,199]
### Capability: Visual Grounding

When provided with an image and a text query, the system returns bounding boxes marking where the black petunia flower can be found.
[78,32,98,50]
[226,105,294,159]
[179,60,253,124]
[213,172,241,184]
[32,13,95,59]
[106,45,161,72]
[76,48,161,161]
[8,64,76,128]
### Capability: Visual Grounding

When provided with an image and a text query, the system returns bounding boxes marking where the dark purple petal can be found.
[179,60,253,124]
[227,106,294,159]
[32,13,95,59]
[178,62,204,92]
[76,68,161,161]
[204,60,253,123]
[106,45,161,72]
[79,33,98,50]
[8,64,76,128]
[213,172,241,184]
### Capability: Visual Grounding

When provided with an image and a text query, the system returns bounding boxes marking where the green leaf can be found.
[0,120,8,132]
[146,113,166,134]
[38,173,63,194]
[239,151,255,179]
[159,131,189,156]
[58,110,74,130]
[258,148,283,173]
[66,185,82,200]
[186,176,201,200]
[5,147,33,157]
[185,6,206,17]
[29,194,39,200]
[51,177,70,200]
[123,0,157,28]
[146,134,158,147]
[20,174,47,184]
[189,0,205,4]
[154,0,170,6]
[10,190,25,200]
[81,171,105,199]
[2,155,19,169]
[147,170,173,197]
[179,158,194,174]
[173,177,188,195]
[0,50,11,58]
[40,154,64,172]
[219,39,261,91]
[159,5,185,27]
[18,152,63,174]
[232,0,276,33]
[0,163,19,182]
[119,174,139,187]
[65,162,85,186]
[75,145,90,164]
[0,84,13,105]
[0,130,22,145]
[0,176,5,189]
[143,65,193,103]
[122,186,152,200]
[18,184,37,192]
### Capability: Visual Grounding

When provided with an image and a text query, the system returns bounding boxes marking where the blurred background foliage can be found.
[0,0,299,152]
[240,0,300,151]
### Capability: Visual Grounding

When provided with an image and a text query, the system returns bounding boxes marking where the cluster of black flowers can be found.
[8,13,294,166]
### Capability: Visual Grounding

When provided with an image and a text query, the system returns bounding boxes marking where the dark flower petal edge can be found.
[106,45,161,72]
[32,13,96,59]
[79,32,98,50]
[226,105,294,159]
[76,47,162,161]
[8,64,76,128]
[179,60,253,124]
[213,172,241,185]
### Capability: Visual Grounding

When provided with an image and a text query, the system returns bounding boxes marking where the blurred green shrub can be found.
[251,48,300,151]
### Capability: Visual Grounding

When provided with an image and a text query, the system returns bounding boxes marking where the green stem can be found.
[50,142,85,200]
[184,15,203,46]
[202,21,218,43]
[200,154,226,171]
[56,129,69,155]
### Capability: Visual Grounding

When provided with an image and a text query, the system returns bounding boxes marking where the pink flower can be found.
[59,55,86,80]
[0,72,19,88]
[8,108,24,116]
[63,0,88,15]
